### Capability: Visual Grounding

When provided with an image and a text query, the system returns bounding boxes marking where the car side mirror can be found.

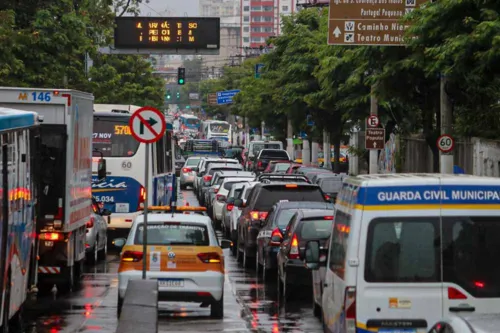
[97,158,106,182]
[113,238,126,249]
[101,208,112,216]
[304,240,320,270]
[220,239,232,249]
[234,199,243,207]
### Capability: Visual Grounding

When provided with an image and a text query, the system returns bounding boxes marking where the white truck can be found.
[0,87,96,292]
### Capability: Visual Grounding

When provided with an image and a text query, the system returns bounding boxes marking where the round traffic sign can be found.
[437,134,455,153]
[129,106,166,144]
[367,115,380,128]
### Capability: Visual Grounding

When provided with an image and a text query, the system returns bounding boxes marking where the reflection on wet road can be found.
[22,189,323,332]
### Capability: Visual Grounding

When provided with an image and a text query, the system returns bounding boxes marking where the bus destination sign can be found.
[114,17,220,50]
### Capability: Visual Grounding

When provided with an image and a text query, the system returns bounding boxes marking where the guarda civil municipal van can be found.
[307,173,500,333]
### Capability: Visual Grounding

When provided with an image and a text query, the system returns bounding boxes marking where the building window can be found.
[263,16,272,22]
[251,6,262,11]
[252,16,262,22]
[263,6,273,11]
[251,27,261,32]
[243,37,250,43]
[263,27,273,33]
[243,6,249,11]
[243,16,250,22]
[243,27,250,32]
[251,37,262,42]
[282,5,289,11]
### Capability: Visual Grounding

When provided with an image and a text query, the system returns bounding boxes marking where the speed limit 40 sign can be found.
[437,134,455,153]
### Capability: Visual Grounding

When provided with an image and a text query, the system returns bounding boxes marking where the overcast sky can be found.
[139,0,199,16]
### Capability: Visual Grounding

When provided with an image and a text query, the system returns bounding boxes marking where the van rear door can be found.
[356,186,442,332]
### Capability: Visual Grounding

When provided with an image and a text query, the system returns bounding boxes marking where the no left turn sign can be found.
[437,134,454,153]
[129,106,166,144]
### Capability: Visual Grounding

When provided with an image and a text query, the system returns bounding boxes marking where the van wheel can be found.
[210,293,224,319]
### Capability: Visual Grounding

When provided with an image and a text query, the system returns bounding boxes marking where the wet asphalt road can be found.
[23,190,323,333]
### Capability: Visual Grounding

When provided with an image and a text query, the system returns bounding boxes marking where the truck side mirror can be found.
[97,158,106,182]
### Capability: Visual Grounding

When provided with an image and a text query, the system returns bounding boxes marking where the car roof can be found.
[220,172,255,179]
[255,181,320,189]
[274,201,334,210]
[134,213,212,225]
[260,149,287,152]
[207,162,242,169]
[297,209,335,219]
[347,173,500,187]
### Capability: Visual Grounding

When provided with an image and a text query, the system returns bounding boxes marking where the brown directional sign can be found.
[328,0,427,46]
[207,93,217,105]
[365,128,385,150]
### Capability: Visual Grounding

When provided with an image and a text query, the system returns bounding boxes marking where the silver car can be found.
[86,198,110,264]
[429,314,500,333]
[180,156,202,190]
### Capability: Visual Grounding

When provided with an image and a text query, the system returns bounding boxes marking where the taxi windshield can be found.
[134,223,210,246]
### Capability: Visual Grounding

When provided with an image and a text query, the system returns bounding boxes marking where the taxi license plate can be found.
[158,278,184,287]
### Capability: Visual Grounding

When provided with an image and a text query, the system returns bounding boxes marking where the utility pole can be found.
[440,74,454,174]
[369,83,378,174]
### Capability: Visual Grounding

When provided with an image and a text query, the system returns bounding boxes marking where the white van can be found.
[304,174,500,333]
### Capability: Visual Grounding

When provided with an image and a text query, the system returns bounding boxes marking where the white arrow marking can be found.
[333,27,341,38]
[373,142,377,148]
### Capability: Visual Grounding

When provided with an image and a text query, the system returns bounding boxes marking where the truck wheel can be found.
[60,265,74,294]
[210,292,223,319]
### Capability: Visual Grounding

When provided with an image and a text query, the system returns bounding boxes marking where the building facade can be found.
[240,0,295,49]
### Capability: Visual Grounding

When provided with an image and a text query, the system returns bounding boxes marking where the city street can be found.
[20,190,322,333]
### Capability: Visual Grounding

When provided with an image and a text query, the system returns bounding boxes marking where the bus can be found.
[0,108,40,330]
[179,114,200,133]
[91,111,174,238]
[202,120,231,142]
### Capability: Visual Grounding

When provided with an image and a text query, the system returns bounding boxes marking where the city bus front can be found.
[181,117,200,134]
[92,112,146,239]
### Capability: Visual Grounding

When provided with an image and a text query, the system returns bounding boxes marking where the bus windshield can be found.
[93,115,140,157]
[210,123,230,134]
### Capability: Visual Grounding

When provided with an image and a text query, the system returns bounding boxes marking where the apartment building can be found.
[240,0,295,49]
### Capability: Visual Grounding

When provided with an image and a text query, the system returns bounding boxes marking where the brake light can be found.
[344,287,356,333]
[289,234,299,259]
[227,203,234,211]
[474,281,485,288]
[39,233,64,241]
[86,216,94,228]
[203,175,212,182]
[269,228,283,246]
[197,252,221,263]
[121,251,143,262]
[448,287,467,299]
[325,194,330,201]
[250,211,268,220]
[324,216,334,220]
[216,194,226,201]
[183,167,192,173]
[285,184,298,188]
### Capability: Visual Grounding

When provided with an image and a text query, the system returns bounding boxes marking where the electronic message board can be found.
[114,17,220,50]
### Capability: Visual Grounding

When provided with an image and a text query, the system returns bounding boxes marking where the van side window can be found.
[328,211,351,279]
[365,217,440,283]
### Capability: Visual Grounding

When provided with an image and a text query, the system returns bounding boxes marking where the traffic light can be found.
[166,90,171,100]
[177,67,185,85]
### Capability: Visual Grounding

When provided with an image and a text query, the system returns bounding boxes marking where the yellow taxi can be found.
[113,206,231,318]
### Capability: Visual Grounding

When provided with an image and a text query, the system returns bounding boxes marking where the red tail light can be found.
[182,167,192,173]
[216,194,226,201]
[324,216,334,220]
[227,203,234,211]
[250,211,268,220]
[55,198,63,219]
[39,233,64,241]
[344,287,356,332]
[86,216,94,228]
[289,234,299,259]
[197,252,221,263]
[269,228,283,246]
[203,175,212,182]
[448,287,467,299]
[121,251,143,262]
[137,185,146,210]
[324,194,330,201]
[474,281,485,288]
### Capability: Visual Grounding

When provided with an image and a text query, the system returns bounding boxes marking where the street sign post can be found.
[437,134,454,153]
[255,64,264,79]
[129,106,166,279]
[365,128,385,150]
[367,115,380,128]
[328,0,428,46]
[207,93,217,105]
[216,90,240,105]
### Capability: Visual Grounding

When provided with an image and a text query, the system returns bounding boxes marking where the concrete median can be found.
[116,280,158,333]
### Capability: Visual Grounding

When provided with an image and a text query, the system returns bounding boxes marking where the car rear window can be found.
[186,158,201,166]
[276,209,300,227]
[275,163,291,172]
[299,219,334,240]
[208,167,242,175]
[254,186,325,211]
[224,181,246,191]
[260,150,289,159]
[320,179,343,193]
[232,188,242,198]
[134,223,210,246]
